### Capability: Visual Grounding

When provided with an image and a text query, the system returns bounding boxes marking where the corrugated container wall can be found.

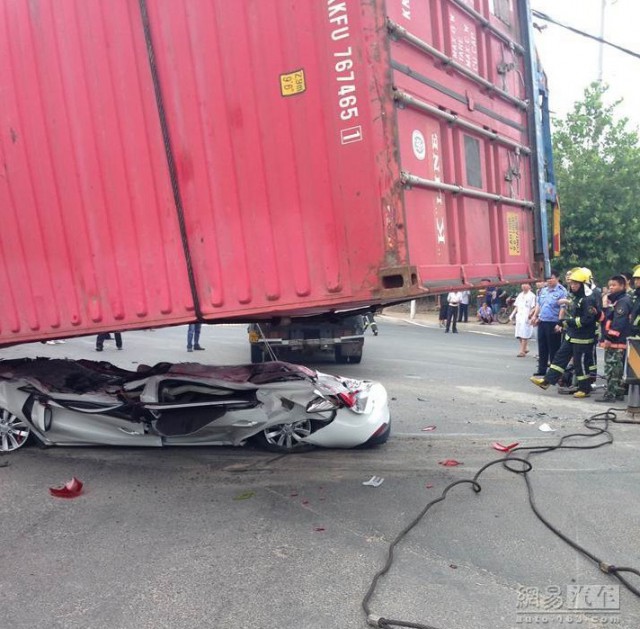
[0,0,546,345]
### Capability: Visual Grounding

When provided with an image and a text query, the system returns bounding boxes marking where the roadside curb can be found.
[379,312,515,338]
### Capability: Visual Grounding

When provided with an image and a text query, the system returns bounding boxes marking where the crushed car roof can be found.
[0,358,317,393]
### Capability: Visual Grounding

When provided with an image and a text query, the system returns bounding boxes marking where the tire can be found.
[250,344,263,364]
[335,346,348,364]
[349,349,362,364]
[335,345,363,364]
[496,308,510,324]
[253,418,316,453]
[0,407,31,453]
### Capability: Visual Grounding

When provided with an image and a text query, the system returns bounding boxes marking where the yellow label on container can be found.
[506,212,521,256]
[280,69,306,97]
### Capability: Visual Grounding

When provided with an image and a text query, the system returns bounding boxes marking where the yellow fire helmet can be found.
[568,268,591,283]
[633,264,640,278]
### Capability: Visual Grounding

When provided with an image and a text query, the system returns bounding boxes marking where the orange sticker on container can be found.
[280,69,306,97]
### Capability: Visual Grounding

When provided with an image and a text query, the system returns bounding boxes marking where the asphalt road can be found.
[1,318,639,629]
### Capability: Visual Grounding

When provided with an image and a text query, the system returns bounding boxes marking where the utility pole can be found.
[598,0,606,82]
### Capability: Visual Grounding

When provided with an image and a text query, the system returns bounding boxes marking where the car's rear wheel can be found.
[255,418,315,453]
[0,408,31,453]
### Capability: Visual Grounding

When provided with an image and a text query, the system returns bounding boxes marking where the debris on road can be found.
[233,490,255,501]
[538,423,556,432]
[439,459,462,467]
[362,476,384,487]
[491,442,519,452]
[425,483,434,489]
[49,477,84,499]
[421,425,436,432]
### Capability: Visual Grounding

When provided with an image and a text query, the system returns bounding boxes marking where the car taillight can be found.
[337,392,357,408]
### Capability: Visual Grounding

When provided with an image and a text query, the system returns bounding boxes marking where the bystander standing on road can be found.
[96,332,122,352]
[458,290,470,323]
[187,323,205,352]
[510,283,536,357]
[445,290,461,333]
[530,270,567,376]
[438,295,448,328]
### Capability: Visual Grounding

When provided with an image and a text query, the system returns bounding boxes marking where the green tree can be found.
[552,83,640,284]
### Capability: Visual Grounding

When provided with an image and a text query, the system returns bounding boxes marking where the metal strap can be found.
[138,0,203,319]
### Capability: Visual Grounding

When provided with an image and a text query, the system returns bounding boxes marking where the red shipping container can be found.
[0,0,547,345]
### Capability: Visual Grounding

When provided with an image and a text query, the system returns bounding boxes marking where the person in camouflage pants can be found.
[597,275,633,403]
[603,349,625,399]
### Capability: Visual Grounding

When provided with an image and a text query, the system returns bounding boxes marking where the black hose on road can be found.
[362,407,640,628]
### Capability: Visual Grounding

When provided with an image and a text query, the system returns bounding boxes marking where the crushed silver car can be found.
[0,358,390,454]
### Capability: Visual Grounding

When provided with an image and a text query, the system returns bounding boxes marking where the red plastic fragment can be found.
[491,442,519,452]
[425,483,434,489]
[49,477,84,499]
[421,425,436,432]
[438,459,462,467]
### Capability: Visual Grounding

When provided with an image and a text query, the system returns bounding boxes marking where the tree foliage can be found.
[552,83,640,283]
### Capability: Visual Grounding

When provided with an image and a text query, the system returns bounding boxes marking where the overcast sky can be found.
[530,0,640,130]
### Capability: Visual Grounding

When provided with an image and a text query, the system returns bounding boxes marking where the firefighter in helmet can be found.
[531,267,599,398]
[630,266,640,335]
[582,267,602,384]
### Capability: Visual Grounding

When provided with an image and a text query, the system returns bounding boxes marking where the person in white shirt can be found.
[510,283,537,356]
[445,291,462,333]
[458,290,470,323]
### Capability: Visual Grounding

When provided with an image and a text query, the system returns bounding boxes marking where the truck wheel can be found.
[349,349,362,364]
[250,345,263,364]
[334,346,348,364]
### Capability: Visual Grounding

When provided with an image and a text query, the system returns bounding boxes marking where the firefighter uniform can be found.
[631,268,640,336]
[597,289,632,401]
[531,268,598,398]
[587,280,603,383]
